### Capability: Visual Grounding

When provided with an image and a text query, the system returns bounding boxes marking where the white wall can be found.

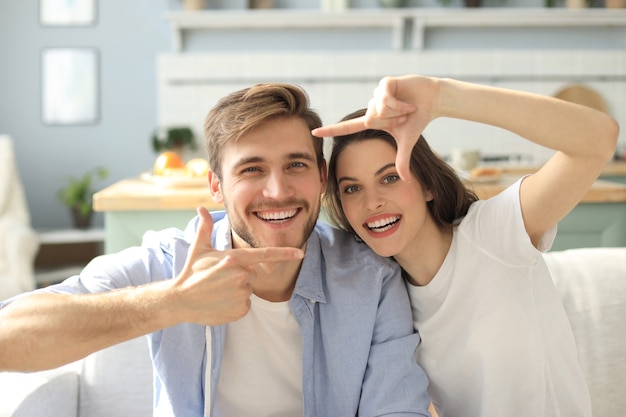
[158,50,625,166]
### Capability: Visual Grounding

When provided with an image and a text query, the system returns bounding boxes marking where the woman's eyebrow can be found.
[375,163,396,177]
[338,162,396,185]
[338,175,357,185]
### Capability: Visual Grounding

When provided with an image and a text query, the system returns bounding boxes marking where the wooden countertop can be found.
[95,169,626,212]
[465,175,626,203]
[500,161,626,177]
[93,178,223,212]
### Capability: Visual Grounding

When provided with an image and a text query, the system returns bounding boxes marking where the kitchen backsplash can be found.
[158,50,625,165]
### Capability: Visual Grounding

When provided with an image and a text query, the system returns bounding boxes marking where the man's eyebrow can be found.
[233,156,264,168]
[233,152,315,168]
[286,152,316,162]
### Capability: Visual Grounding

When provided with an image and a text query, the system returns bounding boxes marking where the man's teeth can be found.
[256,209,297,222]
[367,216,400,233]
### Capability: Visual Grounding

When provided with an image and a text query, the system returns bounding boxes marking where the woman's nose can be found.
[365,189,385,211]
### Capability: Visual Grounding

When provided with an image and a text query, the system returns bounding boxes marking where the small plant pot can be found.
[71,207,93,229]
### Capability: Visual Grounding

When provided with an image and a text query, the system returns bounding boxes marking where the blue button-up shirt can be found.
[13,212,431,417]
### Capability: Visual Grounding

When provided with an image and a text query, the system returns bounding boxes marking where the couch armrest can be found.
[0,222,39,299]
[544,247,626,417]
[0,364,79,417]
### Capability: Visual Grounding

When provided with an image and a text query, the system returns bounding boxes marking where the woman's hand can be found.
[313,75,440,181]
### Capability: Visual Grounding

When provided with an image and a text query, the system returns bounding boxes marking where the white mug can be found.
[451,149,481,172]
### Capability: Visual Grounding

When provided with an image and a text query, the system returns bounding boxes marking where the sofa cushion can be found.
[78,337,153,417]
[544,247,626,417]
[0,365,79,417]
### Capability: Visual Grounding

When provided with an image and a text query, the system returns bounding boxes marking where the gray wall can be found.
[0,0,170,229]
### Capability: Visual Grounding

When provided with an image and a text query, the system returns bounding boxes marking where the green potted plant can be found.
[57,166,109,229]
[151,127,197,155]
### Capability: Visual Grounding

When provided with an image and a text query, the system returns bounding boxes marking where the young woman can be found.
[314,75,618,417]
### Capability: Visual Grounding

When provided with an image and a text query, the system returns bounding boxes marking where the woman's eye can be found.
[382,174,399,184]
[343,185,360,194]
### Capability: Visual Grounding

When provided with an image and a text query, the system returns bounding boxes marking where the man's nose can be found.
[263,172,294,199]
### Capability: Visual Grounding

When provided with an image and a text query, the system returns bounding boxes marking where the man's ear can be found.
[208,171,224,203]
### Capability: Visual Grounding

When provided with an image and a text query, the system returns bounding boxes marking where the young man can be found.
[0,84,431,416]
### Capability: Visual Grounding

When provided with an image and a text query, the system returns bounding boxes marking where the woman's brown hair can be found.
[324,109,478,236]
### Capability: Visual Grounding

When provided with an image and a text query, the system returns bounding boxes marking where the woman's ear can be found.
[208,171,223,203]
[425,190,434,202]
[319,159,328,194]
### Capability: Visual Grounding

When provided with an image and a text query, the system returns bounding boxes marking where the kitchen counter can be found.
[462,169,626,251]
[94,174,626,253]
[465,175,626,203]
[93,178,221,212]
[498,161,626,178]
[93,178,222,253]
[95,167,626,213]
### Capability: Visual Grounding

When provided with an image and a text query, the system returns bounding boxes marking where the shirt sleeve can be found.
[459,176,556,265]
[358,265,432,417]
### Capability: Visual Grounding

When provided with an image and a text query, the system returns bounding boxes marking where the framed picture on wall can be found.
[41,48,99,125]
[40,0,97,26]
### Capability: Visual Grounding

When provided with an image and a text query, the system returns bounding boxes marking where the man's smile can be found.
[254,208,300,223]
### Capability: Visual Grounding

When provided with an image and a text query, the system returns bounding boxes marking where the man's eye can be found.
[382,174,399,184]
[242,167,260,173]
[290,161,306,168]
[343,185,360,194]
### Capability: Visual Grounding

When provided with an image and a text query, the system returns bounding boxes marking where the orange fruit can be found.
[153,151,185,176]
[185,158,210,177]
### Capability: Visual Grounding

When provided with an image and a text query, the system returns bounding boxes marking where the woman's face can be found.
[335,139,433,258]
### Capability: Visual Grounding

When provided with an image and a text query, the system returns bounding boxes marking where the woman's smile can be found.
[363,213,402,237]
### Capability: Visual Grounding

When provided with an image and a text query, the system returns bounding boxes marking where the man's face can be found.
[209,117,327,250]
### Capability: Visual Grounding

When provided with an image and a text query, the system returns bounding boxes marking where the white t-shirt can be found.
[212,294,303,417]
[407,179,591,417]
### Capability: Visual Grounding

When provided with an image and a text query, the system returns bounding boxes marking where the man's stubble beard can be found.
[224,198,320,250]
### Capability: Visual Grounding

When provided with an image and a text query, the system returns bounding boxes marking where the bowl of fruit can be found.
[142,151,210,188]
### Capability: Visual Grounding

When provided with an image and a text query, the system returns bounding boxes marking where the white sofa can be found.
[0,247,624,417]
[0,336,153,417]
[0,135,39,300]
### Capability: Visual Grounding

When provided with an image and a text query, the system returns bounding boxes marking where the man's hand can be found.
[313,75,439,182]
[170,207,304,326]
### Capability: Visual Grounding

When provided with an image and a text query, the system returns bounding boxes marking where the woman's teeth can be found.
[367,216,400,233]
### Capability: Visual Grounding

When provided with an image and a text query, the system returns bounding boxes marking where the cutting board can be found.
[553,84,610,114]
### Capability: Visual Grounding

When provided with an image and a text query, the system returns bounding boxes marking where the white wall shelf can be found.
[35,228,105,287]
[164,8,626,51]
[37,228,105,245]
